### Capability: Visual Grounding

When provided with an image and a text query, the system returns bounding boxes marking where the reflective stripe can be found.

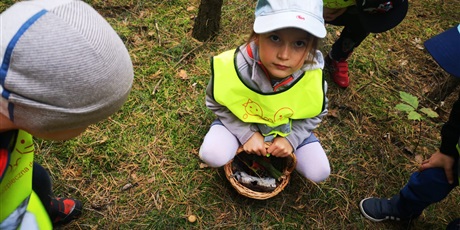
[0,195,28,230]
[0,192,51,230]
[22,191,52,230]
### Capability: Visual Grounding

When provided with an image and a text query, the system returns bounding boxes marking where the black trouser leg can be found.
[32,162,53,214]
[326,6,370,61]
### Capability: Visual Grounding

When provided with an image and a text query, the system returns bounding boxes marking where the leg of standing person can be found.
[360,166,458,222]
[325,7,370,88]
[360,93,460,223]
[32,163,83,225]
[398,167,458,216]
[32,163,53,213]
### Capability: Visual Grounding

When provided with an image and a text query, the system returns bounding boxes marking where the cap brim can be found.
[254,12,326,38]
[358,0,408,33]
[424,26,460,78]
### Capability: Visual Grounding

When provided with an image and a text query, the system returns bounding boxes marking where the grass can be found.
[3,0,460,229]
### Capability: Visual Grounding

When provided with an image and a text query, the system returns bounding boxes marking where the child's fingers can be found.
[444,168,454,184]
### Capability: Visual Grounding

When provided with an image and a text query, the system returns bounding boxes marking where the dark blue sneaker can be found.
[359,196,406,222]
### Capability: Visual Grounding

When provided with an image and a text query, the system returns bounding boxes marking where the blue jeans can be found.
[396,164,459,217]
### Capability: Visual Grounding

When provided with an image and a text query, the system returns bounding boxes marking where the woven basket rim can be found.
[224,148,297,200]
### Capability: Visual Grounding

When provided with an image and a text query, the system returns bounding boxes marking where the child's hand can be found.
[266,137,293,158]
[243,132,267,156]
[419,151,455,184]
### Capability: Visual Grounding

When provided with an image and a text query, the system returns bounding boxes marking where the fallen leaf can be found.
[328,109,339,118]
[177,69,189,79]
[199,163,209,169]
[131,173,138,180]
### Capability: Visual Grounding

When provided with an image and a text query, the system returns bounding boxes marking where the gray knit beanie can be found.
[0,0,134,133]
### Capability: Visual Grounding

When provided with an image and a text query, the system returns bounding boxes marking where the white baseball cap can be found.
[253,0,326,38]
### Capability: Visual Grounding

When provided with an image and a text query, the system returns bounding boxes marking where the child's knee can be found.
[297,165,330,183]
[199,146,232,168]
[310,167,331,183]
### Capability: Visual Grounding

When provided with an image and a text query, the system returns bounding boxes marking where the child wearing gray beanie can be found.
[0,0,133,228]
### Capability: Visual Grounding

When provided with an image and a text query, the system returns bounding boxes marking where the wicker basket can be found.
[224,146,297,200]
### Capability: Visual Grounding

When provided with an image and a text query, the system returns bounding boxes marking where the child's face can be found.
[0,114,88,141]
[30,126,88,141]
[255,28,310,79]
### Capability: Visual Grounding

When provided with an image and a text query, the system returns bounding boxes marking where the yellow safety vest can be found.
[212,49,325,137]
[0,130,52,230]
[323,0,356,9]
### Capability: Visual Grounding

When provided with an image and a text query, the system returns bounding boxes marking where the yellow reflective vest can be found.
[323,0,356,9]
[212,49,325,137]
[0,130,52,230]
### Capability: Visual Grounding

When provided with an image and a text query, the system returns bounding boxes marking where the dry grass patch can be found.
[1,0,457,229]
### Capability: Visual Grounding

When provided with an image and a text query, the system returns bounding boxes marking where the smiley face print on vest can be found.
[242,99,294,124]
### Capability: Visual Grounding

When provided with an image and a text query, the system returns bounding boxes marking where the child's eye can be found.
[269,35,280,42]
[294,41,306,48]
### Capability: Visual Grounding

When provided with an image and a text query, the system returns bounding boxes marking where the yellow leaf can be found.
[177,69,189,79]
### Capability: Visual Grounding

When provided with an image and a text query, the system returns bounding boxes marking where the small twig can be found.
[173,43,205,69]
[154,19,161,46]
[84,207,106,217]
[108,117,125,128]
[152,78,163,95]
